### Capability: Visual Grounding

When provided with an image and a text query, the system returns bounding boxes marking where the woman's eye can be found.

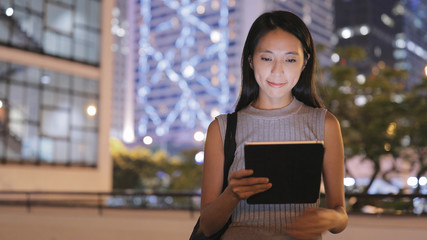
[261,57,272,61]
[286,59,296,63]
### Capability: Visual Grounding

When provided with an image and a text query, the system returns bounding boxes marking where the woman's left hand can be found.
[285,207,338,239]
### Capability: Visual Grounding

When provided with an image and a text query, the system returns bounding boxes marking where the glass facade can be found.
[0,0,101,65]
[334,0,427,87]
[0,60,99,166]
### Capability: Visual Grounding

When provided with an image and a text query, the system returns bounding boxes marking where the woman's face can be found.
[251,28,307,109]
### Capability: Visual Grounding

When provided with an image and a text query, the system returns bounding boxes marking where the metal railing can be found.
[343,193,427,215]
[0,191,426,217]
[0,190,201,216]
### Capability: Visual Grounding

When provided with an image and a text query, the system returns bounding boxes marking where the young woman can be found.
[198,11,348,240]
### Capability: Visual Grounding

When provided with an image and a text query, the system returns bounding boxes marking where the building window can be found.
[0,60,99,167]
[0,0,101,65]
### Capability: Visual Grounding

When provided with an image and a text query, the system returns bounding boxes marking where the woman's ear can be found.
[302,54,310,71]
[249,57,253,69]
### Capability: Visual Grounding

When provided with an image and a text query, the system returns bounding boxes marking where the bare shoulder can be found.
[325,111,339,125]
[206,118,221,143]
[207,118,220,132]
[324,111,341,133]
[323,111,343,150]
[204,118,223,160]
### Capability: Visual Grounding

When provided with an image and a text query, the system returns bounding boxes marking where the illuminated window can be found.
[381,13,395,28]
[0,0,101,65]
[0,61,99,166]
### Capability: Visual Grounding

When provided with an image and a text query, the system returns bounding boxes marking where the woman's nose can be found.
[271,60,284,75]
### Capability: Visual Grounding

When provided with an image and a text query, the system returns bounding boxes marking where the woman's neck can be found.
[251,96,294,110]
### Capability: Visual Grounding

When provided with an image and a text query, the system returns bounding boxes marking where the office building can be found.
[110,0,139,144]
[112,0,241,151]
[0,0,115,191]
[335,0,427,88]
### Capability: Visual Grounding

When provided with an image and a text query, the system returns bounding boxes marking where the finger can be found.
[232,183,272,199]
[233,183,272,193]
[230,176,270,186]
[230,169,254,179]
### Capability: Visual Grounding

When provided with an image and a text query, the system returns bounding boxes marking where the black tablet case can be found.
[244,141,324,204]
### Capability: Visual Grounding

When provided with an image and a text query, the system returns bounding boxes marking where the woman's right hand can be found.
[227,169,272,200]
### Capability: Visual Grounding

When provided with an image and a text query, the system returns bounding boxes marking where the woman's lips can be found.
[267,81,286,88]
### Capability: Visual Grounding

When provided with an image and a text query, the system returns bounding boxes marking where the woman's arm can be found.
[199,119,238,236]
[286,111,348,239]
[322,111,348,233]
[199,119,272,237]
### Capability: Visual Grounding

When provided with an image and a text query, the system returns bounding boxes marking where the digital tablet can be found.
[244,141,324,204]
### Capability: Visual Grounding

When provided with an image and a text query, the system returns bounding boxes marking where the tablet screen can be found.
[244,141,324,204]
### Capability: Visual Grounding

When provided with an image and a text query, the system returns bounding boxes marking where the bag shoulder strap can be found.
[188,112,237,240]
[222,112,238,192]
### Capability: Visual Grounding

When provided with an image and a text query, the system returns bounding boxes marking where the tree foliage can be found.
[319,46,416,193]
[110,138,203,191]
[399,78,427,193]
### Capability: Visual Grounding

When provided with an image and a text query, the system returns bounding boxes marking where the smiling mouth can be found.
[267,81,286,88]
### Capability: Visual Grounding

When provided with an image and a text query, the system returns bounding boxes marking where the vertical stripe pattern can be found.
[216,98,326,235]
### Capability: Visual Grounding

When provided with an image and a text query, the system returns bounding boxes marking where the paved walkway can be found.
[1,206,426,240]
[0,206,195,240]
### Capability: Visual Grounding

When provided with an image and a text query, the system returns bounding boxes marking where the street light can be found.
[143,136,153,145]
[424,65,427,77]
[86,105,97,116]
[5,7,14,17]
[193,131,205,142]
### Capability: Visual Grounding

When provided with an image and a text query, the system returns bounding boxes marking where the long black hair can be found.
[235,11,323,112]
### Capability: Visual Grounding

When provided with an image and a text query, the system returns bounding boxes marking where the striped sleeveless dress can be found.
[216,98,326,240]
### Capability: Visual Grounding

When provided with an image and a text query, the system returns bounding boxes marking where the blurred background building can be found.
[0,0,114,191]
[111,0,242,152]
[335,0,427,88]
